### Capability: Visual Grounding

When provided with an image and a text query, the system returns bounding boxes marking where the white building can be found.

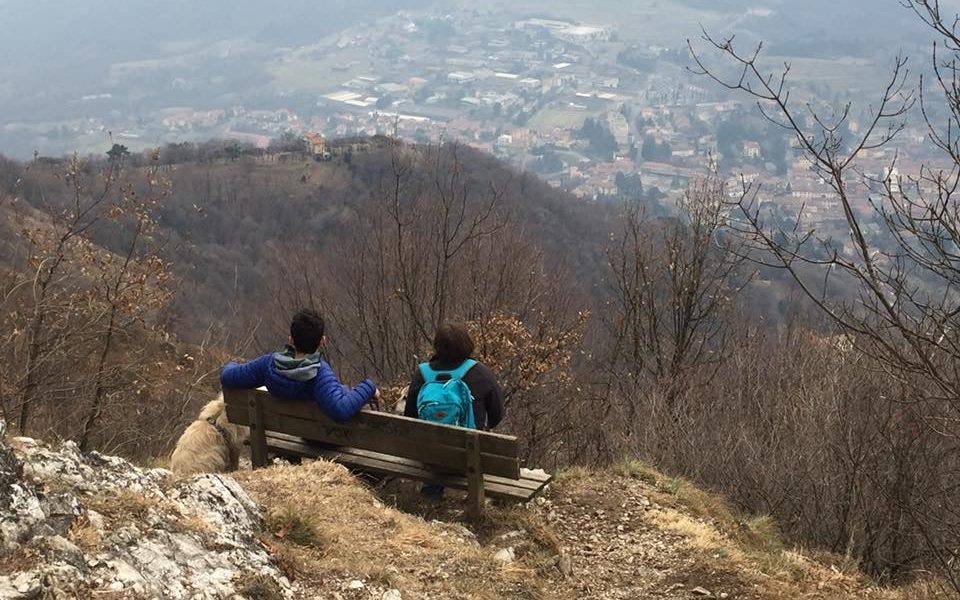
[448,71,477,84]
[555,24,613,43]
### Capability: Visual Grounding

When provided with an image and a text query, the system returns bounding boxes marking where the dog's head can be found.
[197,395,226,421]
[216,411,250,446]
[393,385,410,415]
[197,394,249,446]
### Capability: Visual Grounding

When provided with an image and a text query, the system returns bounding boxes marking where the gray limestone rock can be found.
[0,421,291,600]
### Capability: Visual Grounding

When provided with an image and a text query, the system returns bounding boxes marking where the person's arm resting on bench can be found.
[220,354,272,389]
[313,362,377,422]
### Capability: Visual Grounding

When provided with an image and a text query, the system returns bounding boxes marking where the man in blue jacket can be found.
[220,309,378,422]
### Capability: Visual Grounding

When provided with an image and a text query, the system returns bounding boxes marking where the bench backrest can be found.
[223,388,520,479]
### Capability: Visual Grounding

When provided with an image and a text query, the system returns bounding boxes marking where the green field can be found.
[762,56,891,91]
[528,107,596,133]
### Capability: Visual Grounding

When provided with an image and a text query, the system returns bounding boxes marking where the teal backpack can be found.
[416,359,477,429]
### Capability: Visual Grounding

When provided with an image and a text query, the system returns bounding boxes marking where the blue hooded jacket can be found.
[220,350,376,422]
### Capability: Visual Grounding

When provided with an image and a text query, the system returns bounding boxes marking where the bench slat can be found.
[228,404,520,479]
[264,434,546,501]
[223,388,518,457]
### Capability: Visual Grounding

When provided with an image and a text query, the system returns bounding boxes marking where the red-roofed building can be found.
[304,132,328,158]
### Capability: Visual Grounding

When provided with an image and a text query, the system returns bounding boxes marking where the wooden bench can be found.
[222,388,551,518]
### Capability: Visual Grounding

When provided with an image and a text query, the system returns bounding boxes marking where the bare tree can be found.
[14,153,119,433]
[317,142,509,381]
[689,1,960,589]
[78,153,173,450]
[604,173,749,426]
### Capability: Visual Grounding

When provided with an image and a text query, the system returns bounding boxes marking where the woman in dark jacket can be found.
[403,322,504,430]
[404,322,503,498]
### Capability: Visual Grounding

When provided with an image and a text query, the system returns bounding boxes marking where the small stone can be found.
[383,590,402,600]
[719,594,729,599]
[504,529,526,538]
[558,553,573,577]
[109,581,125,592]
[86,510,105,530]
[691,586,712,596]
[347,579,365,590]
[493,547,516,563]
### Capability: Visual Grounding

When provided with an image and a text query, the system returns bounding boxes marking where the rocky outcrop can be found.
[0,421,290,599]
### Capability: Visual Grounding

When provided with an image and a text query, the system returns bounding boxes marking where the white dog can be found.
[393,386,410,415]
[170,395,249,476]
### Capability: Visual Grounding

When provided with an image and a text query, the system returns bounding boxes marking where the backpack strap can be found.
[419,359,477,383]
[447,358,477,381]
[419,362,438,383]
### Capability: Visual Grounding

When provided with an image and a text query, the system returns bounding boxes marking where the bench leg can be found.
[465,431,484,520]
[248,393,268,469]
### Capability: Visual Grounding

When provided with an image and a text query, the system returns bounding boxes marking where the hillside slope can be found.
[1,426,942,600]
[3,144,614,341]
[235,463,954,600]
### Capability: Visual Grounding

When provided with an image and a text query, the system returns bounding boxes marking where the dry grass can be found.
[648,490,947,600]
[136,455,171,470]
[233,572,286,600]
[263,506,331,550]
[479,504,562,556]
[0,547,40,578]
[84,488,215,545]
[86,489,163,526]
[608,458,659,485]
[67,516,102,552]
[552,465,591,482]
[233,459,545,599]
[878,580,957,600]
[477,504,563,581]
[175,512,215,536]
[610,459,782,554]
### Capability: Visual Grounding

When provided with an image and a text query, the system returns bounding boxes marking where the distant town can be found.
[29,9,944,243]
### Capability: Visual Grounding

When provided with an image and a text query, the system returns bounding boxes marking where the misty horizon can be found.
[0,0,950,158]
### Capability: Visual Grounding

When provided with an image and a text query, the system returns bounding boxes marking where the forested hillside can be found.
[0,140,956,592]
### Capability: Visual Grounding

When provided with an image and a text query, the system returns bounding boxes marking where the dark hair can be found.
[290,309,325,354]
[433,322,474,362]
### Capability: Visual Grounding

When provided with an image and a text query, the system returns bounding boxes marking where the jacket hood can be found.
[272,349,324,382]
